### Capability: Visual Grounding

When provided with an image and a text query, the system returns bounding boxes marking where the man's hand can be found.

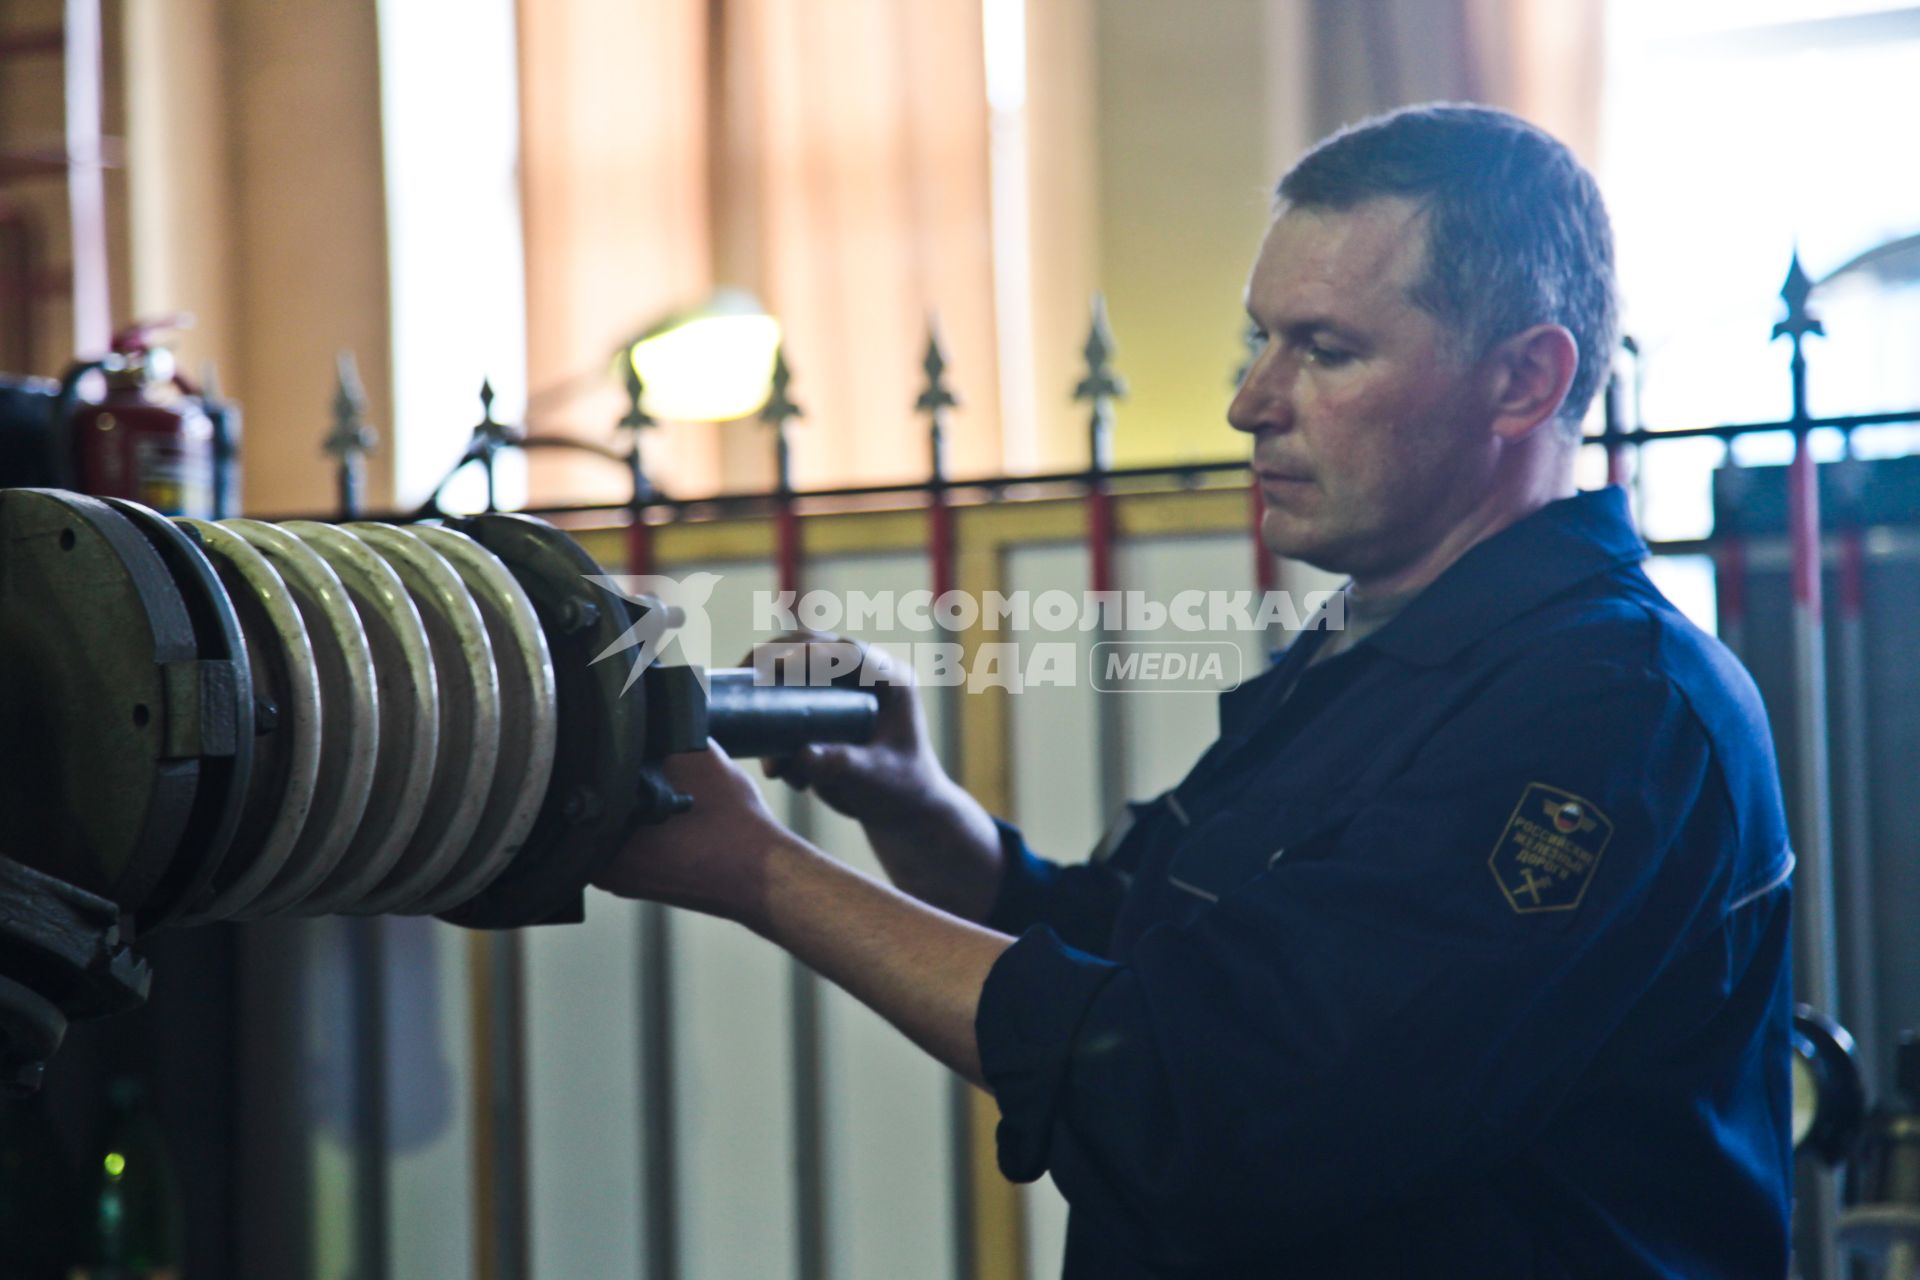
[752,633,941,822]
[592,738,1011,1086]
[749,633,1006,922]
[592,743,795,933]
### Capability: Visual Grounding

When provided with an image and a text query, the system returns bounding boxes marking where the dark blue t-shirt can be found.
[977,487,1794,1278]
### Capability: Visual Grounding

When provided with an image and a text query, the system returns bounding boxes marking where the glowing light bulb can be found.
[624,293,782,423]
[103,1151,126,1178]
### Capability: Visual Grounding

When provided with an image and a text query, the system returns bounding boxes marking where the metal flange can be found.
[0,489,206,916]
[102,499,255,933]
[434,512,650,929]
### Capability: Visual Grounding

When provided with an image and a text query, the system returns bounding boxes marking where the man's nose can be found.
[1228,356,1290,436]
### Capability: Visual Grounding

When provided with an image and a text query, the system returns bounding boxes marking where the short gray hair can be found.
[1278,104,1617,428]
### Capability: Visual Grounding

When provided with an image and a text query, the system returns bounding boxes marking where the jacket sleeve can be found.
[974,657,1745,1269]
[985,819,1128,956]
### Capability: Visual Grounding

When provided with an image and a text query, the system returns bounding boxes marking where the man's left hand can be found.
[592,743,796,933]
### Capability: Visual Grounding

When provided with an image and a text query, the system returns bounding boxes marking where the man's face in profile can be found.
[1230,197,1501,580]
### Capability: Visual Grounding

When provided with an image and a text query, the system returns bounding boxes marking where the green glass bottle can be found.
[68,1078,184,1280]
[0,1091,75,1280]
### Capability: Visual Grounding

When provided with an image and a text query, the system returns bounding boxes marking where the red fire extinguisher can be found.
[56,316,216,517]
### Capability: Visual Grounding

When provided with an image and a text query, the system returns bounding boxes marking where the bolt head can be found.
[560,598,601,635]
[560,785,603,826]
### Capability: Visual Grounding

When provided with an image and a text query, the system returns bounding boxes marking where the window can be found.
[1602,1,1920,552]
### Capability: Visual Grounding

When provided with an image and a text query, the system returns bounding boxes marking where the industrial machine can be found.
[1840,1034,1920,1280]
[0,486,878,1093]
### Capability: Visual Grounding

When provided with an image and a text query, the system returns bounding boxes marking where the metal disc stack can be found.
[0,488,677,932]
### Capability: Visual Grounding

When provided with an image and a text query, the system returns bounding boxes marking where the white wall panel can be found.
[524,895,644,1278]
[1120,533,1273,797]
[1004,543,1104,860]
[671,910,800,1279]
[384,917,477,1278]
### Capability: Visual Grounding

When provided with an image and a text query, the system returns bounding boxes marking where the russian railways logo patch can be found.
[1489,783,1613,914]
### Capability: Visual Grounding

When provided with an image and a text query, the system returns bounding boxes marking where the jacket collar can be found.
[1363,485,1648,668]
[1218,487,1646,738]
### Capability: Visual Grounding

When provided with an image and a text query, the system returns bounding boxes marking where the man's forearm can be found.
[860,775,1006,924]
[752,831,1012,1088]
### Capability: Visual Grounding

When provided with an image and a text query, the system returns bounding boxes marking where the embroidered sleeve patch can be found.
[1488,783,1614,914]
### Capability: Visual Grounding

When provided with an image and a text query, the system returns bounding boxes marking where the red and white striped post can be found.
[1775,252,1839,1024]
[1076,296,1129,818]
[915,321,978,1280]
[1775,252,1844,1280]
[758,346,828,1280]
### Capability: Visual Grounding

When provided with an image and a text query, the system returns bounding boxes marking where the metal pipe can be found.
[1712,448,1750,661]
[1076,297,1130,821]
[765,347,805,601]
[757,346,828,1280]
[470,930,529,1280]
[620,361,677,1279]
[62,0,110,356]
[913,320,976,1280]
[1788,432,1840,1006]
[351,917,392,1280]
[702,671,880,758]
[1776,252,1841,1280]
[636,903,680,1280]
[1603,370,1630,489]
[1776,252,1840,1020]
[621,368,657,581]
[1834,510,1879,1092]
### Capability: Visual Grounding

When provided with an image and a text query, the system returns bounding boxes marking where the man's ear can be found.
[1485,324,1579,441]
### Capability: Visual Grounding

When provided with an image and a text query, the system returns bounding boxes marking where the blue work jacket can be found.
[977,487,1795,1278]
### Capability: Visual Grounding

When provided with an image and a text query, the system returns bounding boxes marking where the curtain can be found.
[712,0,1002,493]
[1308,0,1607,165]
[518,0,1001,504]
[518,0,714,505]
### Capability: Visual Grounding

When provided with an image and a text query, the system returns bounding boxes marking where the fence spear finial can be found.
[1773,250,1826,345]
[1074,294,1126,474]
[761,344,803,433]
[618,355,655,433]
[761,344,803,495]
[1773,250,1825,424]
[325,350,378,517]
[916,316,959,484]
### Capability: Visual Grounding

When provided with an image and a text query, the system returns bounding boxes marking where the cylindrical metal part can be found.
[702,669,878,759]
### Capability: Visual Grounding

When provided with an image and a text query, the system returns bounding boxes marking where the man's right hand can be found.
[748,633,1006,923]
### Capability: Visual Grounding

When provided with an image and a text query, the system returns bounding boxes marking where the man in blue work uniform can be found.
[595,104,1795,1277]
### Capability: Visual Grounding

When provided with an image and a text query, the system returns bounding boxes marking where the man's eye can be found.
[1306,344,1352,368]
